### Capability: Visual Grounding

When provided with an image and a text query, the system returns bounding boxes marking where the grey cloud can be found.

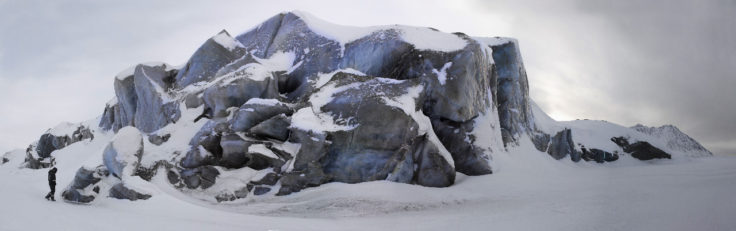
[472,0,736,155]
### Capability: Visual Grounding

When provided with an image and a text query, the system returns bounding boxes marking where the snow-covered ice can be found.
[0,96,731,231]
[292,11,467,54]
[212,31,245,51]
[247,144,279,160]
[1,10,730,231]
[2,138,735,231]
[381,85,455,167]
[48,122,79,137]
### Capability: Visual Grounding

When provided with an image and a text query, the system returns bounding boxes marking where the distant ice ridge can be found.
[631,124,713,157]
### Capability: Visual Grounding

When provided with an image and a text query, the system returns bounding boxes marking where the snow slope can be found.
[632,124,713,157]
[2,136,735,231]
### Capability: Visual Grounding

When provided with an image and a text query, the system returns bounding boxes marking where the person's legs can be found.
[48,181,56,201]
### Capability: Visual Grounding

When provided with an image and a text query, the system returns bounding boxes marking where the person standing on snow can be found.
[45,167,57,201]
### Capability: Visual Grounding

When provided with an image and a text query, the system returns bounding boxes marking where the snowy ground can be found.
[2,142,736,231]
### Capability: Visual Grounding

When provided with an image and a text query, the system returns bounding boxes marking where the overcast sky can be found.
[1,0,734,155]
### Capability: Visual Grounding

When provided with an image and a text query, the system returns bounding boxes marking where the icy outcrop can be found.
[631,124,713,157]
[108,183,152,201]
[10,11,715,204]
[62,165,108,203]
[611,137,671,160]
[100,63,180,133]
[61,126,153,204]
[482,38,536,146]
[295,74,456,189]
[545,129,579,161]
[201,53,282,117]
[160,11,502,195]
[23,123,94,169]
[176,30,247,88]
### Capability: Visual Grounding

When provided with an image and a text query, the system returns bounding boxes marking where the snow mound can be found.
[111,126,143,166]
[292,10,467,53]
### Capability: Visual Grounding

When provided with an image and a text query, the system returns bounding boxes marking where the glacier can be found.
[1,11,716,206]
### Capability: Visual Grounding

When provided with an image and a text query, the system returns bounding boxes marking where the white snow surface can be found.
[106,97,118,106]
[252,51,297,72]
[111,126,142,164]
[290,107,355,134]
[222,63,272,83]
[211,51,297,87]
[243,98,282,106]
[48,122,78,137]
[469,92,506,166]
[211,31,245,51]
[292,11,467,53]
[115,62,175,80]
[473,36,516,47]
[178,51,298,95]
[143,105,210,168]
[108,126,143,177]
[1,149,25,167]
[115,66,137,80]
[3,133,736,230]
[313,68,366,89]
[247,144,279,160]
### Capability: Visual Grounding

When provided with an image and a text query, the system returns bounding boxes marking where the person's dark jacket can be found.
[48,168,57,183]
